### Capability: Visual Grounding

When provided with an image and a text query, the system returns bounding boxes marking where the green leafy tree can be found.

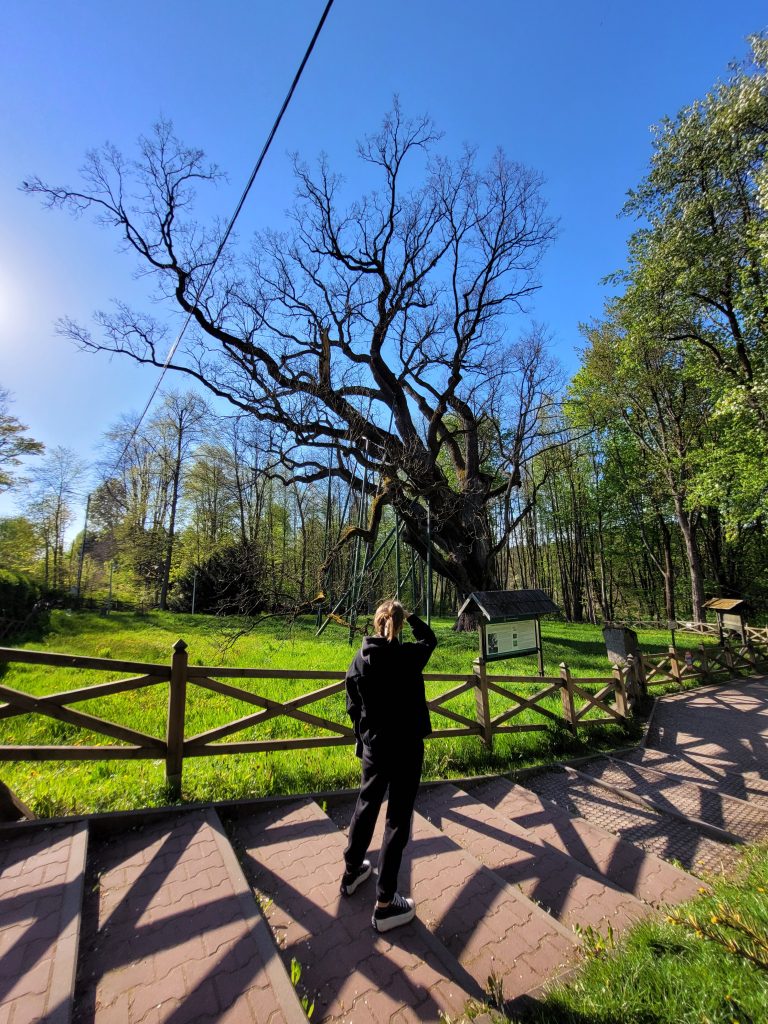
[0,388,44,491]
[0,517,43,574]
[619,33,768,532]
[25,446,86,589]
[570,310,713,621]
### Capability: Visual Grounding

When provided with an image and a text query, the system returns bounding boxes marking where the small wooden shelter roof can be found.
[702,598,747,612]
[457,589,559,624]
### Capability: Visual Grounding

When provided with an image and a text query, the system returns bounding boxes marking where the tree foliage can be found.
[0,388,44,491]
[617,33,768,532]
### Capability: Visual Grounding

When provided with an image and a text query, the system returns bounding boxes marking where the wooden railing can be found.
[746,625,768,647]
[674,620,722,638]
[638,639,768,689]
[0,641,631,795]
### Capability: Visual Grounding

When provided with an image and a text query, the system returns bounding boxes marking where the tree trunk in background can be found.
[673,495,705,622]
[659,516,676,622]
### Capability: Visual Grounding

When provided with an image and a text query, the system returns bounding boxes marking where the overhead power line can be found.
[109,0,336,477]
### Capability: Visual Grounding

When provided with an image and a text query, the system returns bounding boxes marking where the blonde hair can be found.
[373,599,406,642]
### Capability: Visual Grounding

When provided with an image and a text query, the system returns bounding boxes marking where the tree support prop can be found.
[166,639,188,798]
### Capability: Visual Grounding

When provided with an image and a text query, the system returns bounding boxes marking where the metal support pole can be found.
[559,662,577,735]
[535,617,544,677]
[473,656,492,750]
[75,493,91,602]
[107,561,114,615]
[395,514,401,601]
[426,500,432,626]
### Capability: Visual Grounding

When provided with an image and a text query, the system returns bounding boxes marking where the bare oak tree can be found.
[25,106,558,595]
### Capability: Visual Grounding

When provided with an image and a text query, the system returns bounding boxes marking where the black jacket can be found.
[345,614,437,757]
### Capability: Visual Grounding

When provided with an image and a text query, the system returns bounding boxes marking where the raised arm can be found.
[404,613,437,669]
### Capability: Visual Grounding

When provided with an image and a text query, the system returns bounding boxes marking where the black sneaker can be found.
[372,893,416,932]
[340,859,371,896]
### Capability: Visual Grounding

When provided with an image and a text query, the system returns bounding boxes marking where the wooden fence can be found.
[746,625,768,646]
[0,641,630,795]
[637,637,768,689]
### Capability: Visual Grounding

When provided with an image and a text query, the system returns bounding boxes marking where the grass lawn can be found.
[460,842,768,1024]
[0,610,695,815]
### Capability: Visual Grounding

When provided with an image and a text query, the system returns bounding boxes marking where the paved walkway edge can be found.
[204,808,307,1024]
[47,822,88,1024]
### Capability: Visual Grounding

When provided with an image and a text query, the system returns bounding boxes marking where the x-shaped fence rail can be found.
[13,633,761,794]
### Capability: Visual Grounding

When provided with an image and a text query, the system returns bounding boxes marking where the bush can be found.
[169,542,268,615]
[0,569,41,621]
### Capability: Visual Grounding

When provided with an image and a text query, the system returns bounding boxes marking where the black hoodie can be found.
[345,614,437,757]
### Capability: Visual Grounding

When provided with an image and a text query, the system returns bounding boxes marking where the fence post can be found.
[723,643,736,676]
[632,650,648,697]
[624,655,638,709]
[613,662,629,720]
[473,657,493,751]
[668,644,681,685]
[743,641,757,672]
[698,643,710,682]
[559,662,577,736]
[166,639,188,797]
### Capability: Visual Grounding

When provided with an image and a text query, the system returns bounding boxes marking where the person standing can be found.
[340,599,437,932]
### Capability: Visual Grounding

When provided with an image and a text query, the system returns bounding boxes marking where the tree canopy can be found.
[618,33,768,532]
[0,388,44,492]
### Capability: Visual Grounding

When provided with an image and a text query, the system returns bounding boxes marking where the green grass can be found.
[460,843,768,1024]
[0,610,687,815]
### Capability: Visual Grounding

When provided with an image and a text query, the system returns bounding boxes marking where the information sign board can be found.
[483,618,538,661]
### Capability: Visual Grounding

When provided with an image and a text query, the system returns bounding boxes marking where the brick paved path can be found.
[578,756,768,843]
[647,678,768,773]
[416,783,648,936]
[620,747,768,805]
[74,809,303,1024]
[463,776,701,907]
[4,675,768,1024]
[523,767,741,876]
[386,806,577,1002]
[0,822,85,1024]
[232,796,481,1024]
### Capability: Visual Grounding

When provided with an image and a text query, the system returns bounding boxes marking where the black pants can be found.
[344,740,424,902]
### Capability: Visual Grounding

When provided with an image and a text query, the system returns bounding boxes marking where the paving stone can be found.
[522,766,740,876]
[620,747,768,805]
[647,679,768,774]
[73,809,301,1024]
[232,797,481,1024]
[417,783,649,936]
[465,775,701,906]
[0,822,86,1024]
[326,792,577,1009]
[579,756,768,843]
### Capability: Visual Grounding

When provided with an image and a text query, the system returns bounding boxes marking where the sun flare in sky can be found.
[0,269,13,336]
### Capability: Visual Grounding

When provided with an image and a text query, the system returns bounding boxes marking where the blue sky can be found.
[1,0,766,524]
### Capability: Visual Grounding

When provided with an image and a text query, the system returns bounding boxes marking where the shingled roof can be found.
[702,597,748,612]
[457,589,560,623]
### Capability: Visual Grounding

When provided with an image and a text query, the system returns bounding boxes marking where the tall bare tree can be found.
[25,446,85,588]
[26,106,558,596]
[151,390,209,608]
